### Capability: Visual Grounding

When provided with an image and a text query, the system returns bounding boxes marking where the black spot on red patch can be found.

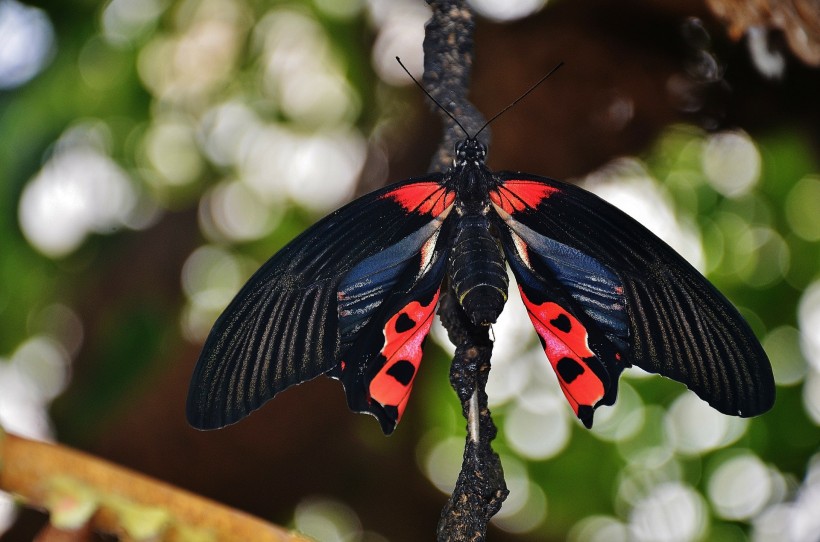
[395,313,416,333]
[550,313,571,333]
[387,359,415,386]
[556,357,584,383]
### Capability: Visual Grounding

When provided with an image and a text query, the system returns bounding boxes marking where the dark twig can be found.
[421,1,508,540]
[423,0,486,171]
[436,294,507,541]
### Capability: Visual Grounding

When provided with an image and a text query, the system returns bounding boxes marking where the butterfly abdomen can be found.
[448,212,509,326]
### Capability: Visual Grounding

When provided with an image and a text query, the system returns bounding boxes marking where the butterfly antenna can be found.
[474,61,564,138]
[395,56,470,138]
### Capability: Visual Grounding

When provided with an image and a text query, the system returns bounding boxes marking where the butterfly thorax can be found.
[446,138,509,326]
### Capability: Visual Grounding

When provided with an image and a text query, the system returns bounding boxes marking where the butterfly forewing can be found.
[186,175,454,430]
[492,172,774,418]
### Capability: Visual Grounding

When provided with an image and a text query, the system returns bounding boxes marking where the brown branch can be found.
[422,1,509,540]
[436,294,507,542]
[423,0,485,171]
[0,429,310,541]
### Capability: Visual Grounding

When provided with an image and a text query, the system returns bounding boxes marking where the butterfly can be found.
[186,129,775,434]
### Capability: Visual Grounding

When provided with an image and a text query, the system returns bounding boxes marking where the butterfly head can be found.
[454,138,487,168]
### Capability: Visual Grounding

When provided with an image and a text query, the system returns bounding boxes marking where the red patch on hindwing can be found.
[490,180,558,214]
[369,289,440,422]
[519,288,605,422]
[383,182,454,216]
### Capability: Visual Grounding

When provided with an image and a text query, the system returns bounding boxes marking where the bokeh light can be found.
[468,0,548,22]
[369,0,428,84]
[628,482,707,542]
[589,382,645,443]
[257,8,359,127]
[142,116,204,187]
[735,226,790,288]
[616,447,682,514]
[491,455,548,533]
[569,515,630,542]
[707,452,773,520]
[504,393,570,459]
[701,131,761,197]
[0,0,54,89]
[664,393,748,456]
[785,176,820,242]
[0,336,69,439]
[763,326,808,386]
[802,370,820,425]
[283,130,367,212]
[19,124,138,258]
[101,0,169,45]
[583,158,705,271]
[180,245,250,341]
[752,454,820,541]
[421,435,463,493]
[136,0,249,105]
[197,100,253,167]
[292,497,367,541]
[798,280,820,372]
[745,26,786,79]
[199,178,281,242]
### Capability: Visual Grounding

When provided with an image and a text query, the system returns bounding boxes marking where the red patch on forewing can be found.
[519,288,605,416]
[369,290,440,422]
[383,183,454,216]
[490,180,558,214]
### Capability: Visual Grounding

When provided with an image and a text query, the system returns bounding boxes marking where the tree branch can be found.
[423,0,486,170]
[0,428,309,541]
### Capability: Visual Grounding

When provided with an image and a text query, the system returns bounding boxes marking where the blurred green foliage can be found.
[1,1,819,541]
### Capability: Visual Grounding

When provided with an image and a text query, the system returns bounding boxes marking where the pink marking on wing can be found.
[491,180,558,214]
[519,287,605,415]
[383,183,454,216]
[369,289,440,421]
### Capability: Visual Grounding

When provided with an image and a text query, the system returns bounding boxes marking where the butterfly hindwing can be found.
[500,223,627,427]
[186,176,454,429]
[492,172,775,419]
[333,250,448,434]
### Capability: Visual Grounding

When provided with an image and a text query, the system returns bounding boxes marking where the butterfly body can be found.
[444,140,511,326]
[447,209,509,326]
[187,137,774,435]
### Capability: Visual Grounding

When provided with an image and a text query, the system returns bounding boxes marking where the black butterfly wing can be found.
[187,175,455,429]
[491,173,774,419]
